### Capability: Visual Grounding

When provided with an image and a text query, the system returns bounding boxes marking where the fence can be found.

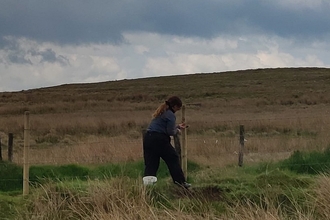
[1,108,330,195]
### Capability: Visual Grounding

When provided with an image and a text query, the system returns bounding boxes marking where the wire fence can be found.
[0,136,324,165]
[0,115,329,164]
[1,113,330,187]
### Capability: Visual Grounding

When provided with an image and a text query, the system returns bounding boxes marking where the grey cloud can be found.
[0,0,329,46]
[37,49,58,63]
[7,53,32,64]
[1,36,21,51]
[2,38,70,65]
[29,48,70,65]
[1,38,32,64]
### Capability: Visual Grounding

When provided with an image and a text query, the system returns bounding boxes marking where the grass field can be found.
[1,67,330,219]
[1,152,330,219]
[1,67,329,166]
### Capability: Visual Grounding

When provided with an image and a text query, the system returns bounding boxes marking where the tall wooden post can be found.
[238,125,245,167]
[181,105,187,179]
[23,111,30,196]
[8,133,13,162]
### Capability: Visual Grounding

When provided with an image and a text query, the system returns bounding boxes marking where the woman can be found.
[143,96,191,188]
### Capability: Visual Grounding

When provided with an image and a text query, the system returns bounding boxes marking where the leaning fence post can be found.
[23,111,30,196]
[8,133,13,162]
[181,105,187,179]
[238,125,245,167]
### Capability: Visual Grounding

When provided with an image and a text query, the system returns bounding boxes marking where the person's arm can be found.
[165,111,178,136]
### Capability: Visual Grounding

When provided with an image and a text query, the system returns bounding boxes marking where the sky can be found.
[1,0,330,92]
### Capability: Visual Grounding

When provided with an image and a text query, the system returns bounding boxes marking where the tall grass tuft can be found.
[314,174,330,218]
[19,177,211,220]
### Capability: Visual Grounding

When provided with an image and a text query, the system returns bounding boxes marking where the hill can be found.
[1,67,330,110]
[0,67,330,166]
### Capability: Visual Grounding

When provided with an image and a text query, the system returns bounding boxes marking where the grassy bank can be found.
[1,149,330,219]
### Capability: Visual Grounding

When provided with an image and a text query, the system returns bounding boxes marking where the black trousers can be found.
[143,132,186,184]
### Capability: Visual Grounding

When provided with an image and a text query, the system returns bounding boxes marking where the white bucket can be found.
[143,176,157,185]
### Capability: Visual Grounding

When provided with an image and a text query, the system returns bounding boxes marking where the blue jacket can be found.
[147,109,178,136]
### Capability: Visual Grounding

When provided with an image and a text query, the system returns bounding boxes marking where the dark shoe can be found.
[175,181,191,189]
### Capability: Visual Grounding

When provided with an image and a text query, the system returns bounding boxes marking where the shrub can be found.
[0,161,22,192]
[280,148,330,174]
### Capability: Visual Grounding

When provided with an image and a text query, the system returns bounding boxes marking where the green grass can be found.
[2,148,330,218]
[280,147,330,174]
[2,147,328,194]
[0,160,201,192]
[0,161,22,192]
[0,194,23,220]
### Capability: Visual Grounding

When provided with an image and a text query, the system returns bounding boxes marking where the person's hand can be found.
[177,123,188,130]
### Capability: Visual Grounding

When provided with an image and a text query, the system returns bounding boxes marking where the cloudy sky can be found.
[1,0,329,92]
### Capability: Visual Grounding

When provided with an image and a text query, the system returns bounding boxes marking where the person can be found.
[143,96,191,188]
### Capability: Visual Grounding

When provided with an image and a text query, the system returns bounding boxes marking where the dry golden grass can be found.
[1,67,330,166]
[19,177,213,220]
[18,174,330,220]
[224,174,330,220]
[4,111,329,167]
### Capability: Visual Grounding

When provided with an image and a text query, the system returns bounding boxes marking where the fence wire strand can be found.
[1,113,330,182]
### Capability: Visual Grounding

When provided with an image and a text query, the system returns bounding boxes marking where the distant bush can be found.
[30,164,90,183]
[0,161,22,191]
[280,147,330,174]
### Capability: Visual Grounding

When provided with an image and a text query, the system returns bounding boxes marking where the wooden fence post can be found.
[23,111,30,196]
[181,105,187,179]
[8,133,13,162]
[238,125,245,167]
[0,138,2,161]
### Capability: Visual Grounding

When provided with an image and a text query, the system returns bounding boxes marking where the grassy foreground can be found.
[1,149,330,219]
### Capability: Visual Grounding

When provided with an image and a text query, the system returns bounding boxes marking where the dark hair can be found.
[152,96,182,118]
[166,96,182,108]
